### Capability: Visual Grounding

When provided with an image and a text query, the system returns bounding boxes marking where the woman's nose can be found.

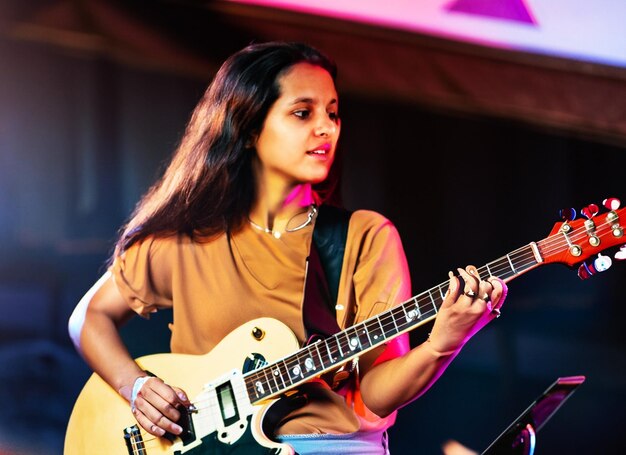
[315,117,337,137]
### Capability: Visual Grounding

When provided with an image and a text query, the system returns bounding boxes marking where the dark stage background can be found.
[1,2,625,454]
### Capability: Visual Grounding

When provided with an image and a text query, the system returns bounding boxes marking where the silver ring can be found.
[481,293,491,303]
[464,289,476,298]
[492,308,501,318]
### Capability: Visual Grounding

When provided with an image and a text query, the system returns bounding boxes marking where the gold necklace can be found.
[248,204,317,238]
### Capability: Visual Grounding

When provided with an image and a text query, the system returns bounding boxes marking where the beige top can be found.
[112,209,412,435]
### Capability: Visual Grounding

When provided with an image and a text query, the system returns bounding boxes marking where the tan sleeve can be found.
[110,236,174,317]
[339,210,412,326]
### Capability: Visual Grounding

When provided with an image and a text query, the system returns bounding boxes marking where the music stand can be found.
[481,375,586,455]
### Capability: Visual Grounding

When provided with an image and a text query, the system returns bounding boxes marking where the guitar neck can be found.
[243,203,626,403]
[243,242,543,404]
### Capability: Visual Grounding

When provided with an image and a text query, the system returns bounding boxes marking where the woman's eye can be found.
[329,112,340,122]
[293,110,310,119]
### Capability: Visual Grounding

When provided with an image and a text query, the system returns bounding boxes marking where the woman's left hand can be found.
[427,265,507,354]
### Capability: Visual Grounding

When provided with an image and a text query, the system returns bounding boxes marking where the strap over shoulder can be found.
[312,204,353,310]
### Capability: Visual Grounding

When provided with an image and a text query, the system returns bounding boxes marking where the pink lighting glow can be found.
[226,0,626,68]
[446,0,537,25]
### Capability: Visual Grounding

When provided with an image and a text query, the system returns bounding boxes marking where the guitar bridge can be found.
[123,425,144,454]
[122,404,197,454]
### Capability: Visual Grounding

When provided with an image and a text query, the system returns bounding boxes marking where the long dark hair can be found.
[111,41,340,260]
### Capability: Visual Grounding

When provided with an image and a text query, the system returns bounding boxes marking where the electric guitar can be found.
[64,200,626,454]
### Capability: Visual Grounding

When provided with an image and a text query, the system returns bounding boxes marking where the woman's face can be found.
[254,62,340,191]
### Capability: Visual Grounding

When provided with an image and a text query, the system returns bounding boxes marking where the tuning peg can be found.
[603,197,621,210]
[594,253,612,272]
[577,254,613,280]
[578,262,594,280]
[581,204,599,220]
[615,245,626,261]
[559,208,576,221]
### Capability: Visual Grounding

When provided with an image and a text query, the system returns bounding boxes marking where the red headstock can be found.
[539,199,625,274]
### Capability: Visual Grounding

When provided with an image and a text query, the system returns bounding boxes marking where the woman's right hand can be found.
[71,272,192,438]
[124,375,192,437]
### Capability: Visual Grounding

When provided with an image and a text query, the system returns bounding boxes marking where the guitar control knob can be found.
[251,327,265,340]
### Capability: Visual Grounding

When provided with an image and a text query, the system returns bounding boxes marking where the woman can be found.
[68,41,507,454]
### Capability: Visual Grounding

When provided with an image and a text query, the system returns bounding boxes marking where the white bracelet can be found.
[130,376,152,412]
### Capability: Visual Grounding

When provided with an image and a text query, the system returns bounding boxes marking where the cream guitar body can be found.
[65,318,300,454]
[65,202,626,454]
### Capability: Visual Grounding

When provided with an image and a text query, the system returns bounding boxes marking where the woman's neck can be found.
[249,184,316,235]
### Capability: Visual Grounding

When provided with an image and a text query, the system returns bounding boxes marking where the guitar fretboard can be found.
[243,242,542,404]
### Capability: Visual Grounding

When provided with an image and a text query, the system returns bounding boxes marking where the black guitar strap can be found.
[303,204,352,340]
[267,205,353,438]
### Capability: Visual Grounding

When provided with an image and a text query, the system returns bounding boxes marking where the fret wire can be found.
[324,337,336,364]
[269,363,281,393]
[280,359,290,388]
[427,289,436,311]
[347,329,356,350]
[382,312,395,338]
[255,363,269,397]
[313,341,325,371]
[412,298,422,320]
[334,333,344,358]
[280,359,292,387]
[400,301,411,326]
[246,370,262,397]
[347,326,361,352]
[291,349,306,378]
[323,338,333,364]
[506,253,517,274]
[391,306,404,333]
[366,318,383,343]
[297,345,315,378]
[288,355,304,381]
[305,344,320,374]
[337,329,352,357]
[376,315,387,341]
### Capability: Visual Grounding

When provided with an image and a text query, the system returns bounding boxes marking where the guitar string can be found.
[126,211,625,445]
[243,212,623,395]
[244,244,537,390]
[127,432,160,454]
[243,246,535,397]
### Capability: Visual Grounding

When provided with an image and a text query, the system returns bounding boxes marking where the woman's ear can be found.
[246,132,258,149]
